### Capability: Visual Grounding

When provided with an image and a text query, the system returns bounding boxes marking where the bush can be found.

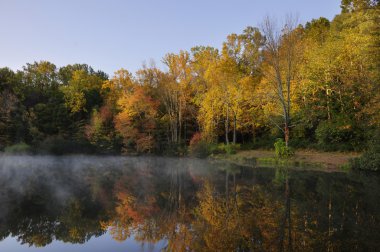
[159,142,185,156]
[274,138,294,159]
[4,142,32,154]
[245,136,278,150]
[315,117,365,151]
[188,133,241,158]
[38,136,96,155]
[188,133,214,158]
[217,143,240,155]
[351,132,380,171]
[351,149,380,172]
[189,141,215,158]
[289,138,315,149]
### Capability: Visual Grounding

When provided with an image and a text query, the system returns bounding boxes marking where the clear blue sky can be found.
[0,0,341,76]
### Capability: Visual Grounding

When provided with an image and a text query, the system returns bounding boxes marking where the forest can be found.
[0,0,379,167]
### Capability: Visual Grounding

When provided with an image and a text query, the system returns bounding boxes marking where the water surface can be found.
[0,156,379,251]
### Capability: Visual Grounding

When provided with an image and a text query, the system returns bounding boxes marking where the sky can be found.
[0,0,341,76]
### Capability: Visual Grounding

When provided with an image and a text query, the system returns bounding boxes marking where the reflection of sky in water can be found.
[0,231,167,252]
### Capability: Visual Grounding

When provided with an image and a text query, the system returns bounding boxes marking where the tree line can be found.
[0,0,379,155]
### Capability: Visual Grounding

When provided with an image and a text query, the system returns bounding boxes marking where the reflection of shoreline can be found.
[0,231,168,252]
[0,156,379,251]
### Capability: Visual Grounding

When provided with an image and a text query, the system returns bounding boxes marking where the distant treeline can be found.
[0,0,379,155]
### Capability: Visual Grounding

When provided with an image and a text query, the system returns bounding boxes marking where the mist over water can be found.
[0,155,379,251]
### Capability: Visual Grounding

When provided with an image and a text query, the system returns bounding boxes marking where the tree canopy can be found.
[0,1,378,154]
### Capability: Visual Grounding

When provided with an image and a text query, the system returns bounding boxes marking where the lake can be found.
[0,156,379,251]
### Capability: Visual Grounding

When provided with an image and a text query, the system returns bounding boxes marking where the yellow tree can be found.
[101,69,134,109]
[190,46,219,106]
[161,51,193,144]
[197,77,224,142]
[197,28,264,145]
[198,55,230,143]
[196,40,242,145]
[298,9,379,148]
[221,34,244,144]
[190,46,220,141]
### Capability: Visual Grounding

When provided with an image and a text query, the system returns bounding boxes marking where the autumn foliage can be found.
[115,86,159,153]
[0,0,379,155]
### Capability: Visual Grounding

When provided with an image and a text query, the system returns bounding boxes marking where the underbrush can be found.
[4,142,32,154]
[188,133,241,158]
[37,136,97,155]
[350,134,380,171]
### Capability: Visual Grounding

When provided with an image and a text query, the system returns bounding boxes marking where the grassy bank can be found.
[211,149,360,172]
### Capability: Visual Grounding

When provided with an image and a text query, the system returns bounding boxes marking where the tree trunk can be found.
[233,114,237,144]
[173,119,178,143]
[178,105,182,144]
[225,105,230,145]
[284,123,290,147]
[326,87,331,121]
[252,124,256,144]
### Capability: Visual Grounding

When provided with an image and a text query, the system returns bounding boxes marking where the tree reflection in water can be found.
[0,156,379,251]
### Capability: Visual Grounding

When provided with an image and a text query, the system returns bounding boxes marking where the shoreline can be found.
[0,150,362,172]
[210,149,361,172]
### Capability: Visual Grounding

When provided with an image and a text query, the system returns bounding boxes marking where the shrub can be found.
[351,132,380,171]
[218,143,240,155]
[4,142,32,154]
[315,117,365,151]
[188,133,241,157]
[274,138,294,159]
[189,132,202,147]
[38,136,96,155]
[351,149,380,172]
[248,136,278,150]
[289,138,315,149]
[189,141,214,158]
[189,133,214,158]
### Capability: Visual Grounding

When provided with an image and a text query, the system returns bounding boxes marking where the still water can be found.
[0,156,379,251]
